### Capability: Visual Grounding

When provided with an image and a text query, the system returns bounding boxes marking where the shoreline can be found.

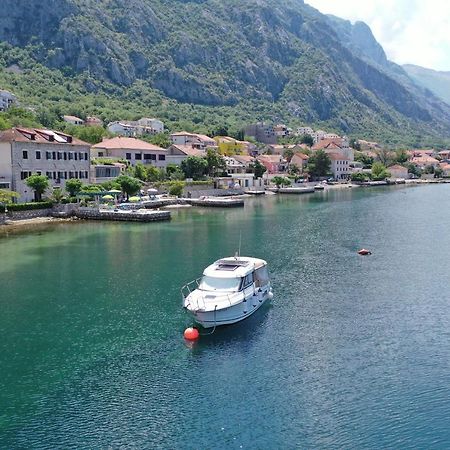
[0,180,445,235]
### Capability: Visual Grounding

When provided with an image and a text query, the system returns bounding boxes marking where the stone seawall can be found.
[76,209,171,222]
[6,208,53,220]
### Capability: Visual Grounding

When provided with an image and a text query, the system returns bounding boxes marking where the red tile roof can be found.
[327,152,351,161]
[0,127,89,146]
[169,144,204,157]
[92,136,165,151]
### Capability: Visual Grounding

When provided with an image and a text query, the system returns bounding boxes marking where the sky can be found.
[306,0,450,71]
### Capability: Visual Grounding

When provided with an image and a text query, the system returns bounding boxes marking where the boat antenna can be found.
[238,231,242,258]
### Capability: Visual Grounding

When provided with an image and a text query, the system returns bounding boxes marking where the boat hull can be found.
[186,289,272,328]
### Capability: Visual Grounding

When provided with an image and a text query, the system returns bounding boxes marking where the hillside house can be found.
[0,90,17,111]
[92,137,168,168]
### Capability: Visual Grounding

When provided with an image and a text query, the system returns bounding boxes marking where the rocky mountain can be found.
[403,64,450,106]
[1,0,450,145]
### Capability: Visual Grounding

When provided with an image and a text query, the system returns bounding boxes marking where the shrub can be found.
[0,201,53,212]
[169,181,184,197]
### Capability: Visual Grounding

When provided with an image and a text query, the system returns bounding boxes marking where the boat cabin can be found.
[199,257,269,293]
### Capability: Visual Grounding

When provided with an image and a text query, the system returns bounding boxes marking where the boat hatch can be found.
[216,259,250,271]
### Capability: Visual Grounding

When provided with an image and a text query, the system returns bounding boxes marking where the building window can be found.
[22,150,28,159]
[36,151,41,160]
[74,153,78,161]
[57,152,62,160]
[68,152,73,160]
[64,171,68,179]
[144,154,151,160]
[58,171,64,179]
[98,152,104,157]
[135,153,142,160]
[126,153,131,160]
[46,171,52,179]
[84,153,88,161]
[46,151,51,160]
[64,152,67,160]
[52,151,56,160]
[158,154,166,161]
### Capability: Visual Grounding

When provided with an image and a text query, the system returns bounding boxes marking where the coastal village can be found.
[1,87,450,223]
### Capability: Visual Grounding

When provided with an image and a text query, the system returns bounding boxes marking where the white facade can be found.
[0,90,17,111]
[0,129,90,203]
[297,127,314,136]
[137,118,164,133]
[107,118,164,136]
[63,115,84,125]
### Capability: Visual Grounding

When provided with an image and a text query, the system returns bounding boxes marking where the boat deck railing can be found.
[182,278,237,311]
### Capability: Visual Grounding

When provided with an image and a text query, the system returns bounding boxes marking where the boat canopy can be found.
[203,256,267,279]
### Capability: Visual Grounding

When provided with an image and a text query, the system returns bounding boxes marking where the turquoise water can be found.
[1,185,450,448]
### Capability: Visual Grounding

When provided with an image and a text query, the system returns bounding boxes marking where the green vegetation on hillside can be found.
[1,0,450,148]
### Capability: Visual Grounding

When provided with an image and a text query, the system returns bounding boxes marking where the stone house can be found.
[91,136,168,168]
[0,128,90,202]
[0,90,17,111]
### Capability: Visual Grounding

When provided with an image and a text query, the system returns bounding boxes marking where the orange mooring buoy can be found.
[358,248,372,256]
[184,327,200,340]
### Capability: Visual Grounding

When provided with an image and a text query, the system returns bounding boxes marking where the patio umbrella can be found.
[102,194,114,200]
[129,196,141,202]
[147,188,158,194]
[108,189,122,194]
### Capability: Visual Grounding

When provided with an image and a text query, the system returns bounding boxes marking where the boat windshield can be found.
[199,276,241,292]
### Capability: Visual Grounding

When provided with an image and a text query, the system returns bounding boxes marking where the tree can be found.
[133,163,148,181]
[211,125,228,137]
[434,166,443,178]
[65,178,83,197]
[146,165,162,182]
[272,176,291,188]
[51,187,65,204]
[168,181,185,197]
[299,134,314,147]
[181,156,208,180]
[249,159,267,178]
[375,149,394,166]
[0,116,11,131]
[423,164,435,174]
[371,162,390,180]
[351,172,369,182]
[289,164,300,176]
[306,150,331,178]
[349,138,361,151]
[115,175,143,198]
[166,164,185,180]
[0,189,19,204]
[206,148,225,177]
[395,149,409,164]
[355,151,374,169]
[71,126,109,145]
[406,163,421,178]
[148,132,171,149]
[283,148,294,162]
[25,174,49,201]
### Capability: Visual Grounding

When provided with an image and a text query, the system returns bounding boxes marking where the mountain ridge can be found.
[0,0,449,147]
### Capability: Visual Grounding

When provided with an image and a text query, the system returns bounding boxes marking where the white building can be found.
[92,136,169,168]
[63,115,84,126]
[297,126,314,136]
[107,118,164,136]
[0,128,90,202]
[328,152,351,180]
[136,118,164,134]
[0,90,17,112]
[170,132,217,149]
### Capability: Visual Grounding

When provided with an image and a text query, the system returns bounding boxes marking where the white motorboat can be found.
[182,256,273,328]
